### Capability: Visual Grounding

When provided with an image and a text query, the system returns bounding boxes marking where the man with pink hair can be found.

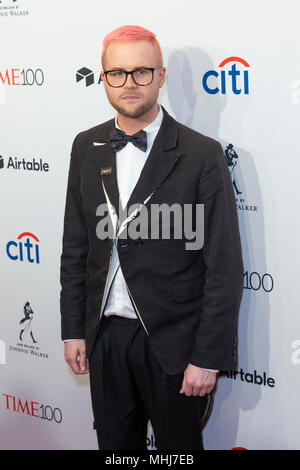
[60,25,243,450]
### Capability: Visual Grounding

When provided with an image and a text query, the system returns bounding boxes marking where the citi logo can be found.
[203,56,250,95]
[6,232,40,264]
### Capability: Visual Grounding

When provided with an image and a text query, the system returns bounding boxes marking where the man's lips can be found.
[121,95,140,101]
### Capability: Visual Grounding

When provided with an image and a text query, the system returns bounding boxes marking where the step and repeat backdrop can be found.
[1,0,300,450]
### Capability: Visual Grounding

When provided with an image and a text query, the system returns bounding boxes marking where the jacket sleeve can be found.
[60,134,89,340]
[189,141,244,371]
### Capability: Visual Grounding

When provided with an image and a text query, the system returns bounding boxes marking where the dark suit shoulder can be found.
[69,118,115,168]
[74,118,115,145]
[176,120,220,151]
[173,120,222,166]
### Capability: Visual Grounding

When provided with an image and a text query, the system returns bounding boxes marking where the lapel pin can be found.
[101,167,112,175]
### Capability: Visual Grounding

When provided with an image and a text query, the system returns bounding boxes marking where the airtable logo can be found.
[76,67,95,87]
[203,57,250,95]
[6,232,40,264]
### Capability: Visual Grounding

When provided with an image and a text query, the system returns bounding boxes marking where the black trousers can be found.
[89,315,211,450]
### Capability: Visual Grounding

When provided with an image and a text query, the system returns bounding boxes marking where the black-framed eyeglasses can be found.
[101,66,162,87]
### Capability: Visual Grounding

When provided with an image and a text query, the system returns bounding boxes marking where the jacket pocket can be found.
[171,274,204,303]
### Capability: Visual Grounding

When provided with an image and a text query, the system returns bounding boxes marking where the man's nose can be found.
[124,73,137,88]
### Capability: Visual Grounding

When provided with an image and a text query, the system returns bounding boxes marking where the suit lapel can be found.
[91,106,180,221]
[91,119,121,218]
[125,106,180,214]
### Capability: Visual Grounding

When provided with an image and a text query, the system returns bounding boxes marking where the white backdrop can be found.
[1,0,300,450]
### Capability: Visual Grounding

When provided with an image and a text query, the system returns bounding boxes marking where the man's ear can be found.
[159,67,167,88]
[100,71,108,90]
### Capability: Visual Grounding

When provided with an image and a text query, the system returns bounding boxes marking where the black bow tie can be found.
[109,127,147,152]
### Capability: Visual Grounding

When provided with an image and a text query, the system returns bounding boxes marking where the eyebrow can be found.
[106,66,151,71]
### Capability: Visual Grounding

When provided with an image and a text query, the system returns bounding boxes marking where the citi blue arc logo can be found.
[203,56,250,95]
[6,232,40,264]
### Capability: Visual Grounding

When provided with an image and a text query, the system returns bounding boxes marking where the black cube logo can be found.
[0,156,4,170]
[76,67,94,87]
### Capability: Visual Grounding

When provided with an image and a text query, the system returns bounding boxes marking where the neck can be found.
[117,103,159,135]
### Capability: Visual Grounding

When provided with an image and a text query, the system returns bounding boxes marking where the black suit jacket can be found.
[60,106,244,374]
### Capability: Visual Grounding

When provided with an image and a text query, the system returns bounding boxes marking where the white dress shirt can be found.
[103,104,163,319]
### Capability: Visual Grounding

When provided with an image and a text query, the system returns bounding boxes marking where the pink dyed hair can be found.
[101,25,163,67]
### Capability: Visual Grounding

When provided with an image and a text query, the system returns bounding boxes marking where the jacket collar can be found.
[92,106,180,219]
[93,105,178,149]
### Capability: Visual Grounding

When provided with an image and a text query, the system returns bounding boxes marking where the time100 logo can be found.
[243,271,274,292]
[0,68,44,86]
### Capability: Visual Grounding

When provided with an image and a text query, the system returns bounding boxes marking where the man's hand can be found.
[64,340,89,375]
[180,363,216,396]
